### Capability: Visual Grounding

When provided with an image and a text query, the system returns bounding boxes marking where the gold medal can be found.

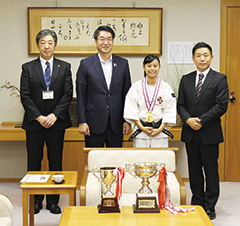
[146,112,154,123]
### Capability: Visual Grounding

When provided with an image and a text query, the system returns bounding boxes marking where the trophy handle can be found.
[124,164,137,177]
[153,163,166,178]
[92,167,101,181]
[160,163,166,170]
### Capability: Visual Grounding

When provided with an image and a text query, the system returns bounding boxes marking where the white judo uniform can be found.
[124,78,176,147]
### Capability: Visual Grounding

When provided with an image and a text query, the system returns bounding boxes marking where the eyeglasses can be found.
[97,37,113,43]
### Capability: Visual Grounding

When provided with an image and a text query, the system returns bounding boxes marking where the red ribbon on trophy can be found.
[115,167,125,209]
[157,166,167,209]
[157,166,195,214]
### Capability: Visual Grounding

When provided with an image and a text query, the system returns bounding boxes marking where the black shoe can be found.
[206,210,216,220]
[34,200,42,214]
[46,203,61,214]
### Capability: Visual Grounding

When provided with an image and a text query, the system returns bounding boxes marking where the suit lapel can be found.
[34,58,47,89]
[109,54,118,91]
[49,58,60,89]
[92,54,108,90]
[189,71,197,102]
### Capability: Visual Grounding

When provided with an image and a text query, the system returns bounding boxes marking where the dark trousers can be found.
[26,129,65,205]
[85,119,123,147]
[186,132,219,211]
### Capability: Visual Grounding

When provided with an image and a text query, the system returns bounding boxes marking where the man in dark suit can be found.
[177,42,229,220]
[20,29,73,214]
[76,26,131,147]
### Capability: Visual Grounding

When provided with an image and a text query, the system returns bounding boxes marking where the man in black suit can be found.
[177,42,229,220]
[76,26,131,147]
[20,29,73,214]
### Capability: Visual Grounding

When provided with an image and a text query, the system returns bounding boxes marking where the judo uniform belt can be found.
[128,119,174,142]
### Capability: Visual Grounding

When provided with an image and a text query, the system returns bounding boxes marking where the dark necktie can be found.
[45,61,51,90]
[196,73,204,100]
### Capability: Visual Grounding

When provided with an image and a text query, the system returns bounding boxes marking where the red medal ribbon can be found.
[157,166,195,214]
[142,77,161,113]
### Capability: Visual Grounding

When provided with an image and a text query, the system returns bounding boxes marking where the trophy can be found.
[92,167,120,213]
[126,162,163,213]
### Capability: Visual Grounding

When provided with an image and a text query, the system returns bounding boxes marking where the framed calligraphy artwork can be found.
[28,7,162,55]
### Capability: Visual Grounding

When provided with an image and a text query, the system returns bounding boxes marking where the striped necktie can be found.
[45,61,51,90]
[196,73,204,101]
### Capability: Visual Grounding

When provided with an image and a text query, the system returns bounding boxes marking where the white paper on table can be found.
[20,174,51,183]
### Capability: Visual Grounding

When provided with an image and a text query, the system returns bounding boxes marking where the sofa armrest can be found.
[80,166,88,206]
[174,170,186,205]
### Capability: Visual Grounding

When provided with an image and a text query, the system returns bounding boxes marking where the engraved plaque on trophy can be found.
[92,167,120,213]
[126,162,160,213]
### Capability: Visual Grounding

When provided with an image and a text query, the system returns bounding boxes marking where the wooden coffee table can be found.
[59,205,213,226]
[20,171,77,226]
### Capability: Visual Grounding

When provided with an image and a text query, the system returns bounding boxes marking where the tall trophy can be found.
[126,162,162,213]
[92,167,120,213]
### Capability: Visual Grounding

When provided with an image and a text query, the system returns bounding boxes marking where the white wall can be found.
[0,0,221,178]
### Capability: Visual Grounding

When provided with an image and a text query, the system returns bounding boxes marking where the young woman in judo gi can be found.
[124,55,176,147]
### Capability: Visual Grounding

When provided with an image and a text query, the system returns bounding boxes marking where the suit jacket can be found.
[76,54,131,135]
[20,57,73,132]
[177,68,229,145]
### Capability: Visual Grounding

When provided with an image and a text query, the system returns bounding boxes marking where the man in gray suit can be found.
[177,42,229,220]
[76,26,131,147]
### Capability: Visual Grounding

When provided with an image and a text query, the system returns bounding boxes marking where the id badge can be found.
[42,90,54,100]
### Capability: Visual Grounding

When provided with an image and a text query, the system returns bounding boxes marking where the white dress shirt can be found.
[98,54,113,89]
[40,56,53,76]
[195,67,210,87]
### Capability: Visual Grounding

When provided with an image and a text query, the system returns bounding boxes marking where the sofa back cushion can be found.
[88,150,176,172]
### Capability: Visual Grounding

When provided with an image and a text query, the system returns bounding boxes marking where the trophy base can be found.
[97,196,120,213]
[133,204,160,213]
[133,193,160,213]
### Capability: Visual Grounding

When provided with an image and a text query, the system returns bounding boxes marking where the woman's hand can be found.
[147,122,167,137]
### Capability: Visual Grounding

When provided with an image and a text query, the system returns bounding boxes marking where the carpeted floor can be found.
[1,182,240,226]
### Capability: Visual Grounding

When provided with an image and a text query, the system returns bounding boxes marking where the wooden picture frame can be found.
[28,7,162,56]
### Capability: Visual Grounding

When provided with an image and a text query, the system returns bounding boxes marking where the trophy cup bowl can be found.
[100,167,116,196]
[93,167,116,196]
[133,162,158,194]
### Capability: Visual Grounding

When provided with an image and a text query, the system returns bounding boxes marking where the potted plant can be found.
[160,64,183,127]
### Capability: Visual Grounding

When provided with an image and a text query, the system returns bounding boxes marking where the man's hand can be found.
[186,117,202,131]
[45,113,57,127]
[36,115,48,128]
[123,122,131,135]
[36,113,57,129]
[78,123,90,136]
